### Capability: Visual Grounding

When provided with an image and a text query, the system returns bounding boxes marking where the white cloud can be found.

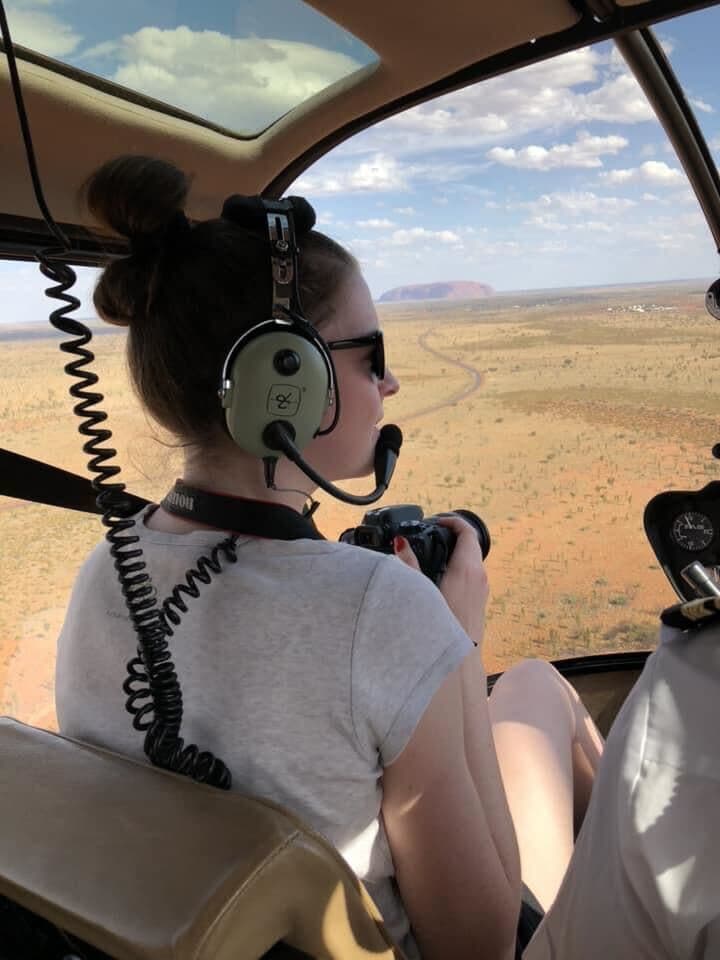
[80,26,363,131]
[389,227,461,246]
[487,132,627,170]
[582,220,613,233]
[6,0,82,57]
[518,190,637,216]
[580,74,655,124]
[347,156,406,190]
[524,214,613,234]
[405,160,482,185]
[356,218,396,229]
[295,154,407,195]
[393,207,416,216]
[600,160,685,187]
[711,136,720,151]
[600,168,634,185]
[331,47,654,160]
[646,161,686,184]
[690,97,714,114]
[524,216,568,232]
[536,239,569,255]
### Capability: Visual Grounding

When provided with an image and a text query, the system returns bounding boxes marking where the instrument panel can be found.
[644,480,720,600]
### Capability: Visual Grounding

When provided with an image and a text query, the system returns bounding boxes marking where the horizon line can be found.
[0,275,715,326]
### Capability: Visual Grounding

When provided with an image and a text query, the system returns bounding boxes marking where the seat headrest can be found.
[0,718,401,959]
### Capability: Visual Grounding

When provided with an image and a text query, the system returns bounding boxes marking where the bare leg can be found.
[487,659,604,912]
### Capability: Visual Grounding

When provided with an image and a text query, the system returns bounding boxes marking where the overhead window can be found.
[5,0,378,135]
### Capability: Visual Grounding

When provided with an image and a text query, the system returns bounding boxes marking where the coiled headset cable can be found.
[0,1,232,789]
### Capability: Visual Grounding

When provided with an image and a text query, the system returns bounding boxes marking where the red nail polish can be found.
[394,536,406,551]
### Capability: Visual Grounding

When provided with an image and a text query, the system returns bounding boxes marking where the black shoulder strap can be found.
[161,480,324,540]
[0,448,148,515]
[0,450,323,541]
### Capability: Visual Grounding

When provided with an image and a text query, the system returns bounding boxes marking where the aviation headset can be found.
[215,194,402,505]
[218,195,337,461]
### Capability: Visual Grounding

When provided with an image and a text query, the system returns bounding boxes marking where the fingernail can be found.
[393,536,407,552]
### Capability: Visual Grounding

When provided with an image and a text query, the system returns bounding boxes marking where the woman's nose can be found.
[382,367,400,396]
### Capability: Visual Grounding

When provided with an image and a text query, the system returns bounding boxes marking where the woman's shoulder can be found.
[299,538,449,597]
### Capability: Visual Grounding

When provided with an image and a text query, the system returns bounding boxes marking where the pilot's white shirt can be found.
[524,622,720,960]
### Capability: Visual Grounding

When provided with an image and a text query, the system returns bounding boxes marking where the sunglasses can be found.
[325,330,385,380]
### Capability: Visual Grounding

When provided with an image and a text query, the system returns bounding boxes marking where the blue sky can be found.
[2,0,720,322]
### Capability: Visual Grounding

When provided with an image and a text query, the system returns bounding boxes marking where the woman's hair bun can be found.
[84,155,190,240]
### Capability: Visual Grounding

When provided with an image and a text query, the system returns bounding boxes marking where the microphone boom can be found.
[266,422,403,506]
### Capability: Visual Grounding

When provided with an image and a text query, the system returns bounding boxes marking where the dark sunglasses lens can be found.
[374,334,385,379]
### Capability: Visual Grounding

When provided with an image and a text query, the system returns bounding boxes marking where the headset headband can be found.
[266,204,294,317]
[221,194,317,321]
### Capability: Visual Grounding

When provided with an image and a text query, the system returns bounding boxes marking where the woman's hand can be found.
[393,513,489,649]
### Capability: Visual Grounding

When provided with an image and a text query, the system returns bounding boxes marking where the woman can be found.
[56,155,602,960]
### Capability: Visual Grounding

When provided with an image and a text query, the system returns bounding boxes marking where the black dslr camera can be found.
[339,504,491,584]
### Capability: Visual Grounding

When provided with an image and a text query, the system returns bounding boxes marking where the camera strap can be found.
[160,480,324,540]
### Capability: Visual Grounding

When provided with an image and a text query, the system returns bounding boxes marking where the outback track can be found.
[402,328,484,423]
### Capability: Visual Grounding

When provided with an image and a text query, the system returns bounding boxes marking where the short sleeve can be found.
[350,555,473,765]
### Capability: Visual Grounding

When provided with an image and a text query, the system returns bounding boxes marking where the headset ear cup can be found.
[222,326,332,458]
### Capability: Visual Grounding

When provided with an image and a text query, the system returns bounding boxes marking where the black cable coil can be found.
[41,249,234,791]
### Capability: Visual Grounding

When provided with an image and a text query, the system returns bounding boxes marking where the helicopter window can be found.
[2,0,378,136]
[289,13,720,674]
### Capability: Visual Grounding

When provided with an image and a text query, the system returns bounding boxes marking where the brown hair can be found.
[85,155,357,444]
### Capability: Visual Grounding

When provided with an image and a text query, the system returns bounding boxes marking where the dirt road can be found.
[402,328,484,423]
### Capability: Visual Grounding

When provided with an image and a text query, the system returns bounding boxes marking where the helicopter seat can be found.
[0,717,403,960]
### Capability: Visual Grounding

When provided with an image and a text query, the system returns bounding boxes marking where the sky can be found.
[2,0,720,323]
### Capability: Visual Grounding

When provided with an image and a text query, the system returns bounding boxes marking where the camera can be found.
[339,504,491,584]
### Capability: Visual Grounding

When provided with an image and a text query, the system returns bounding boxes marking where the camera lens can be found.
[451,509,491,559]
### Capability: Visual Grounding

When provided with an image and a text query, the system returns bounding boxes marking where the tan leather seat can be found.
[0,718,404,959]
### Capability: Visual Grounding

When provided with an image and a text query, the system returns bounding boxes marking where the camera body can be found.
[339,504,491,584]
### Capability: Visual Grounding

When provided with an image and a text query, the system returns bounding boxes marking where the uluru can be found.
[378,281,495,302]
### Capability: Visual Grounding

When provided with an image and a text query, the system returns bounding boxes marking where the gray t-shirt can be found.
[56,510,472,956]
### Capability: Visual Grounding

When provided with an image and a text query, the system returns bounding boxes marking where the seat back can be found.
[0,718,403,960]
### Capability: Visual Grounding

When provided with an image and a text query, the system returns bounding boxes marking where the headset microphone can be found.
[373,423,403,491]
[264,422,403,506]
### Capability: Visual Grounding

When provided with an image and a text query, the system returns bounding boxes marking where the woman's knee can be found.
[492,658,561,697]
[490,659,576,729]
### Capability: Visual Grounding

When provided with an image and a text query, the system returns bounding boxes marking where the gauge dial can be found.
[670,511,715,552]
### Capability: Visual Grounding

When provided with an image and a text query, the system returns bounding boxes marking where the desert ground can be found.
[2,279,719,729]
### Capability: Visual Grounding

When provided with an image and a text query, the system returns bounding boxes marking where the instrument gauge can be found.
[670,511,715,552]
